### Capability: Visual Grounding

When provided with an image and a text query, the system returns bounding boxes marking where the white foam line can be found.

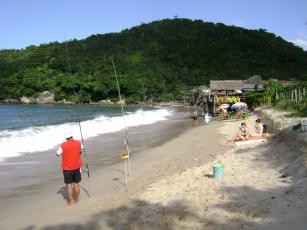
[0,109,173,161]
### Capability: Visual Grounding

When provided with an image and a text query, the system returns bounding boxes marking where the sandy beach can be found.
[1,108,307,230]
[0,113,223,229]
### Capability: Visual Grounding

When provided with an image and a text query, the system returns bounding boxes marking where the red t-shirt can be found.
[61,139,82,170]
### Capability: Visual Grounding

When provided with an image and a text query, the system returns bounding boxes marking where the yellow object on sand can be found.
[263,133,271,139]
[119,152,129,159]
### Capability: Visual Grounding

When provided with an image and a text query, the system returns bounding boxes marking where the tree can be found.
[0,18,306,102]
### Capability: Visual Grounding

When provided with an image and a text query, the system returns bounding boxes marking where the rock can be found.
[97,99,114,105]
[116,99,126,105]
[1,99,19,103]
[36,91,55,104]
[20,96,36,104]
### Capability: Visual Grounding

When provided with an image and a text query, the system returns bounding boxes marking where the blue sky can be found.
[1,0,306,50]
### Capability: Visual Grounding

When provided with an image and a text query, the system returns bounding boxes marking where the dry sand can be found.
[1,109,307,230]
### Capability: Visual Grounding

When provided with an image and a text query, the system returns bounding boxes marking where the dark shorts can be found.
[63,169,81,184]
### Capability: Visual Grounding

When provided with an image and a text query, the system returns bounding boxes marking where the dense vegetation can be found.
[0,18,307,103]
[245,79,307,117]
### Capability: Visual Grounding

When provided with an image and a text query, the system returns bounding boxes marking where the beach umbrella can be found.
[235,90,243,94]
[231,102,247,109]
[217,104,229,110]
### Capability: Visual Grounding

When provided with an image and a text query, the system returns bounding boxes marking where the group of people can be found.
[55,119,265,206]
[234,118,264,141]
[219,107,249,121]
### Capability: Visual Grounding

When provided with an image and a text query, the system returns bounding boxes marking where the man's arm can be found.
[56,147,63,156]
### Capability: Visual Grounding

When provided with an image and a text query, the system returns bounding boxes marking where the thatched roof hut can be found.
[210,80,244,95]
[210,80,244,91]
[210,75,264,95]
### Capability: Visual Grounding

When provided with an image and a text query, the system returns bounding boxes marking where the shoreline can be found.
[0,119,226,229]
[0,109,198,206]
[0,99,184,107]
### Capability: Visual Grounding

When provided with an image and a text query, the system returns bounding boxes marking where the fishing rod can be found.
[111,57,132,184]
[64,37,91,197]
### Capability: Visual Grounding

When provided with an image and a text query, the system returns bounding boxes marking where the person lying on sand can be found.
[234,122,249,141]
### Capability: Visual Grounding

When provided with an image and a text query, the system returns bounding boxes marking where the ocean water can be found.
[0,104,173,162]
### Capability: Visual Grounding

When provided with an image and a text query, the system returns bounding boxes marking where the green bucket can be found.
[213,163,224,179]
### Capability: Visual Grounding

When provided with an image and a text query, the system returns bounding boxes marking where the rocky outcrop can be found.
[97,99,114,105]
[0,99,19,103]
[36,91,55,104]
[19,91,55,104]
[116,99,126,105]
[20,96,36,104]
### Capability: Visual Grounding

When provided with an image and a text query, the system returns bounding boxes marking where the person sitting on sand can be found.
[250,119,264,137]
[255,119,263,134]
[234,122,249,141]
[56,132,84,206]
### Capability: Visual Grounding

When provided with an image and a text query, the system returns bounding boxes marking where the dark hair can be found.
[256,119,261,123]
[241,122,246,126]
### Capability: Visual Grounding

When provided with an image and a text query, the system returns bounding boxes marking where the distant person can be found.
[234,122,249,141]
[203,100,209,114]
[203,113,210,124]
[235,109,241,120]
[221,108,228,120]
[208,99,214,116]
[56,132,84,206]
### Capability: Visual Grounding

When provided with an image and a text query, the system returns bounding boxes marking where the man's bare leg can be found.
[73,183,80,203]
[66,183,73,205]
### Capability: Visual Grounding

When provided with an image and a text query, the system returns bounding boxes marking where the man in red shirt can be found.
[57,132,84,205]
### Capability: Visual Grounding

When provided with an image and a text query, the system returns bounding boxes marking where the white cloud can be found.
[290,32,307,51]
[291,38,307,50]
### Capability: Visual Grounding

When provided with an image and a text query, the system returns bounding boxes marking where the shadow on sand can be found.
[57,184,91,204]
[22,135,307,230]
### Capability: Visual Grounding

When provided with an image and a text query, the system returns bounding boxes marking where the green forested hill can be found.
[0,18,306,102]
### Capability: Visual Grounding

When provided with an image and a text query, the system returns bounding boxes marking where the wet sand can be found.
[0,111,199,205]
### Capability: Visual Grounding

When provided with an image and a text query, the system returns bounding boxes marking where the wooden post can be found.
[213,93,216,115]
[295,89,298,103]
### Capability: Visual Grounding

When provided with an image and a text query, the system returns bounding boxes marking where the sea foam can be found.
[0,109,172,161]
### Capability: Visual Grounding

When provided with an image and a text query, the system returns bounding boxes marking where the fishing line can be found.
[64,35,91,197]
[111,57,132,185]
